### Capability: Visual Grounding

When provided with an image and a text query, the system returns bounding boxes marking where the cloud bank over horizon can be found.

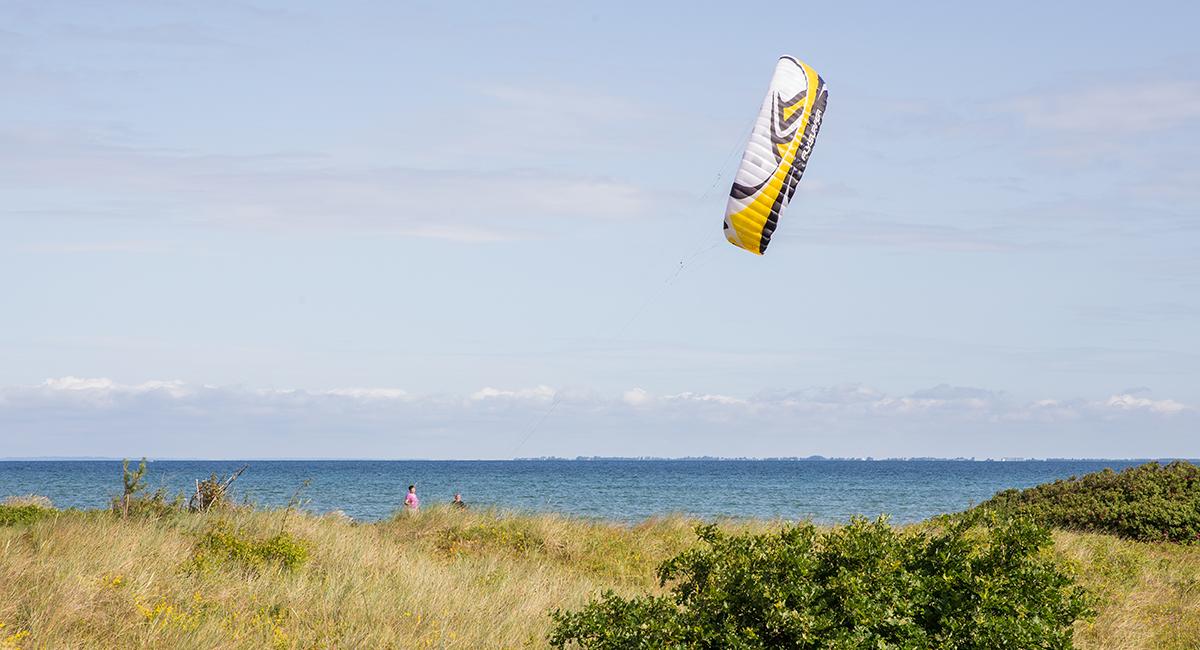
[2,377,1193,460]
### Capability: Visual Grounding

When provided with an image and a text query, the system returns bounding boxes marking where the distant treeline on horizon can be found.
[514,456,1199,462]
[3,456,1197,463]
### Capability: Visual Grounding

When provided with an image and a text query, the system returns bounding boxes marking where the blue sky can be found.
[2,1,1197,458]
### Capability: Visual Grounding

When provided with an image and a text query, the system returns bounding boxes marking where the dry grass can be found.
[1057,531,1200,650]
[0,506,762,649]
[1,506,1197,648]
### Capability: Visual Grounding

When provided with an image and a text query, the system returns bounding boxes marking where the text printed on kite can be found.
[723,56,828,255]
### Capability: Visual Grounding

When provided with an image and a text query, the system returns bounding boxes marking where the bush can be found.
[105,458,185,518]
[110,487,186,519]
[549,514,1093,649]
[975,461,1200,543]
[189,521,309,572]
[0,504,55,527]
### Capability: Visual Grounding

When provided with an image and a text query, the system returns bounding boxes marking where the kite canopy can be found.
[723,56,828,255]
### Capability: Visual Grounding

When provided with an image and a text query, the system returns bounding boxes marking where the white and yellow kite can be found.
[723,56,828,255]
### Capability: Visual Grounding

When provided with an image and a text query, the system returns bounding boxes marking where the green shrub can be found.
[189,521,309,572]
[975,461,1200,543]
[105,458,185,518]
[0,504,55,527]
[110,487,186,519]
[549,514,1093,649]
[115,457,149,518]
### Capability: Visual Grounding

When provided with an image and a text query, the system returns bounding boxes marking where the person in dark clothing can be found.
[451,493,467,509]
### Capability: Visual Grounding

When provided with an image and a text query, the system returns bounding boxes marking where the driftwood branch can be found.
[189,465,249,512]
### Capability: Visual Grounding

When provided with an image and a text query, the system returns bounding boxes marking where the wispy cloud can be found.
[1075,301,1200,325]
[56,21,229,48]
[1,378,1193,459]
[787,217,1033,252]
[18,240,170,254]
[0,127,660,241]
[470,385,556,401]
[1005,81,1200,133]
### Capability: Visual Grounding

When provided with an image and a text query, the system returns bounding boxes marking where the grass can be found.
[1058,531,1200,649]
[0,505,755,649]
[0,505,1197,648]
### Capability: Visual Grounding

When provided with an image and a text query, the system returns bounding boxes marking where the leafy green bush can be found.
[189,521,309,572]
[550,514,1093,649]
[109,457,184,518]
[975,461,1200,543]
[0,504,55,527]
[110,486,186,519]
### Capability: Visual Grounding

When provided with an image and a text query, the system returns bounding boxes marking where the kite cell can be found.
[723,56,828,255]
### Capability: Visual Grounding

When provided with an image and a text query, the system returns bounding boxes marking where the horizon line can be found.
[3,456,1196,463]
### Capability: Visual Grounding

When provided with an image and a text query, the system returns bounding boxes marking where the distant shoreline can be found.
[3,456,1196,463]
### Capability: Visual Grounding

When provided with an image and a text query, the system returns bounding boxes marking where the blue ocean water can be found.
[0,459,1161,523]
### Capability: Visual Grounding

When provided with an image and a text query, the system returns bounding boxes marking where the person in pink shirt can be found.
[404,484,420,511]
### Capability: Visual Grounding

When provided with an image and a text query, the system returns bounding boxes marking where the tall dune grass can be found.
[1058,531,1200,649]
[0,506,759,648]
[1,505,1196,648]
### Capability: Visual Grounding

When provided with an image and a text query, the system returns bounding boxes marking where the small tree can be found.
[120,458,148,518]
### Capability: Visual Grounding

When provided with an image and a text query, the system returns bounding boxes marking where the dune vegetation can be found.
[549,513,1099,648]
[0,502,729,649]
[0,462,1198,648]
[0,504,1197,648]
[975,460,1200,543]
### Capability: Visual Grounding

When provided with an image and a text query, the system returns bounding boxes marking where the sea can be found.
[0,459,1167,524]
